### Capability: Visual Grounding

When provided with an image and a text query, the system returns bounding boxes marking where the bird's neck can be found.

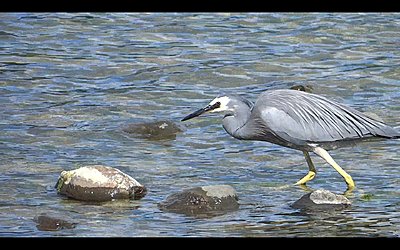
[222,106,252,140]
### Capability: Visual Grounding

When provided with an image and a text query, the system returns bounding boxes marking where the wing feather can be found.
[252,89,398,144]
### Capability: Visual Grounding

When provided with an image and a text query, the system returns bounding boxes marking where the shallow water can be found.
[1,13,400,237]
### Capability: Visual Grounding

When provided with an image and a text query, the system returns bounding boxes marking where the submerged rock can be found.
[290,85,313,93]
[291,189,351,211]
[56,165,147,202]
[158,185,239,217]
[122,120,182,140]
[34,214,77,231]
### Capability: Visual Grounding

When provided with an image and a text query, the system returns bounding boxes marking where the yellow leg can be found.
[313,147,355,190]
[295,151,317,185]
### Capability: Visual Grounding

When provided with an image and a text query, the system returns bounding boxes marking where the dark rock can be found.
[158,185,239,217]
[290,85,313,93]
[56,165,147,202]
[34,214,76,231]
[122,120,183,140]
[291,189,351,211]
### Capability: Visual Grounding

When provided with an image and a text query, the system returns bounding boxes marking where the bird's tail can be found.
[390,126,400,139]
[378,125,400,139]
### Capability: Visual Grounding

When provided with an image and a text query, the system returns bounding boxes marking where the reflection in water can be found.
[0,13,399,237]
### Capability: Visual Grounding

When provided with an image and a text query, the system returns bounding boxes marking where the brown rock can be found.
[122,120,183,141]
[34,214,76,231]
[158,185,239,217]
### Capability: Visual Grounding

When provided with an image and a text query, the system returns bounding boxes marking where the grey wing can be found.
[253,90,399,145]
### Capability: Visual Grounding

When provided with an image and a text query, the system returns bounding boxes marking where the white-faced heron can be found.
[182,89,400,191]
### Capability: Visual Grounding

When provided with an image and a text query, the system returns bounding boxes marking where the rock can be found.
[360,193,374,201]
[158,185,239,217]
[55,165,147,202]
[34,214,77,231]
[290,85,313,93]
[291,189,351,211]
[122,120,182,140]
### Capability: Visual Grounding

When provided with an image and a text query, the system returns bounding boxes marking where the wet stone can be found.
[56,165,147,202]
[290,85,313,93]
[34,214,77,231]
[122,120,183,140]
[158,185,239,217]
[291,189,351,211]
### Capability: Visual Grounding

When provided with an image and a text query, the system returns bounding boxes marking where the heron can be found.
[181,89,400,190]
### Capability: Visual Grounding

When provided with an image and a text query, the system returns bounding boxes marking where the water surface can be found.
[1,13,400,237]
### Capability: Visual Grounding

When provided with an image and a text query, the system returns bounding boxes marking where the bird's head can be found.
[181,95,252,121]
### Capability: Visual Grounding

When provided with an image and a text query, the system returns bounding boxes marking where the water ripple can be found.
[0,12,399,237]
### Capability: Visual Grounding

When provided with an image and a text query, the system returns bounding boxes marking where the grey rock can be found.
[56,165,147,202]
[34,214,77,231]
[158,185,239,217]
[291,189,351,211]
[122,120,183,140]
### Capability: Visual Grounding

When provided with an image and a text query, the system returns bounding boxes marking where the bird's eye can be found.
[209,101,221,110]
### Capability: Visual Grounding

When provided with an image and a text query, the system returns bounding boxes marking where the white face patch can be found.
[208,96,232,113]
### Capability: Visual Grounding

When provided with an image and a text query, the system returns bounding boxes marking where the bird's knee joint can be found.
[308,171,316,177]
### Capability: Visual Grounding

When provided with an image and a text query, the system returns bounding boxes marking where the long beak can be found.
[181,103,220,121]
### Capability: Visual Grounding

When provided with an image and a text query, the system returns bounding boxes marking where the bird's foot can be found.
[295,184,313,193]
[343,184,355,197]
[295,171,316,185]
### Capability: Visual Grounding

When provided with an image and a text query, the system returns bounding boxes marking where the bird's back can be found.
[243,89,399,150]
